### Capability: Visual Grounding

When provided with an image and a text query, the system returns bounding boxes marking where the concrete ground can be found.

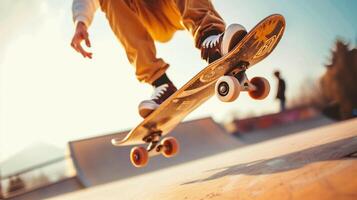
[49,118,357,200]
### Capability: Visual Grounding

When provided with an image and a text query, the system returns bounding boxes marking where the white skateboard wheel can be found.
[215,76,241,102]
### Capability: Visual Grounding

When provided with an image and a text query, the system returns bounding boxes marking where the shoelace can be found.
[151,84,169,100]
[202,33,223,48]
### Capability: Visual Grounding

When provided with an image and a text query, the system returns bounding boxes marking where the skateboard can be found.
[112,14,286,167]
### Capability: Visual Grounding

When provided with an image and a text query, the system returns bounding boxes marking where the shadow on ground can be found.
[183,136,357,185]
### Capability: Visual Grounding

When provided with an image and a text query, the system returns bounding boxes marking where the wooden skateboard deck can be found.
[112,14,285,147]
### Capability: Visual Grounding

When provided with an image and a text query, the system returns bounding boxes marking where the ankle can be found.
[152,73,172,87]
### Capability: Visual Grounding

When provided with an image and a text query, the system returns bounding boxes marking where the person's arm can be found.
[71,0,99,59]
[72,0,99,28]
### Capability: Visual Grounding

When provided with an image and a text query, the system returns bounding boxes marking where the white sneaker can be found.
[138,82,177,118]
[201,24,247,63]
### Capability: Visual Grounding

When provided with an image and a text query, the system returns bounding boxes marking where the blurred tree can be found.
[321,40,357,119]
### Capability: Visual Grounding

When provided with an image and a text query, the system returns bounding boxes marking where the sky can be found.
[1,0,356,162]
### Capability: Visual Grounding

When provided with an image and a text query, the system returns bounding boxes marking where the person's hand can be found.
[71,22,92,59]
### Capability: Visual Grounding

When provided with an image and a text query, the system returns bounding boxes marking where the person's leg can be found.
[115,0,188,117]
[133,0,184,43]
[174,0,247,63]
[175,0,226,47]
[99,0,169,84]
[133,0,227,48]
[280,99,286,112]
[100,0,180,118]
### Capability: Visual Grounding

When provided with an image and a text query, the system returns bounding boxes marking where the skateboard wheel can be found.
[248,77,270,100]
[130,146,149,168]
[215,76,241,102]
[161,137,179,158]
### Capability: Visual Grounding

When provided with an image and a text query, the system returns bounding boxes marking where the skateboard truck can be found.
[142,131,179,159]
[216,59,270,102]
[239,61,249,70]
[228,61,256,92]
[143,131,162,152]
[235,71,257,92]
[230,61,249,72]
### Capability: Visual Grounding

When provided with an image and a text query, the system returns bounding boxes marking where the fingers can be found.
[85,37,91,48]
[77,43,93,59]
[70,39,76,51]
[70,31,92,59]
[81,30,91,47]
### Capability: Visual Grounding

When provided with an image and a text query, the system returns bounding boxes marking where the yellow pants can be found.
[99,0,225,84]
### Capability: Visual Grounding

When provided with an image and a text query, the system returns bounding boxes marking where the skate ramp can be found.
[52,118,357,200]
[225,107,334,144]
[238,114,333,144]
[68,117,243,187]
[9,177,83,200]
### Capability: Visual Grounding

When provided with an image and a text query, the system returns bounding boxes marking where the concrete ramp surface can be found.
[68,117,242,187]
[53,118,357,200]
